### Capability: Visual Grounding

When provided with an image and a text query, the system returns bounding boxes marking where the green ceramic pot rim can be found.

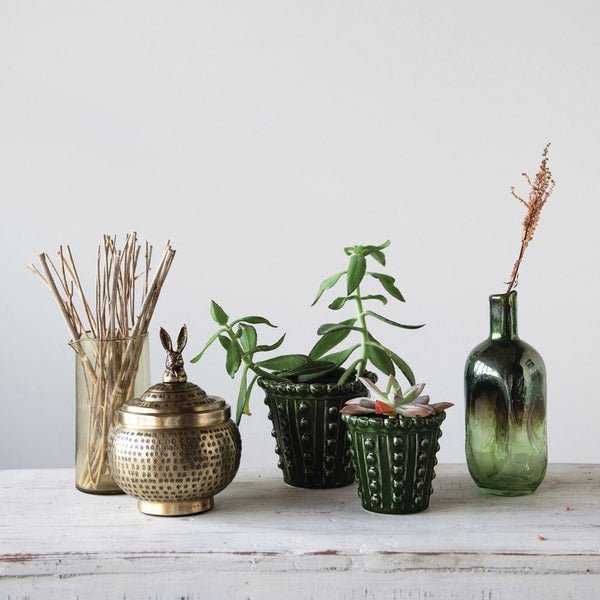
[257,371,377,398]
[342,411,446,431]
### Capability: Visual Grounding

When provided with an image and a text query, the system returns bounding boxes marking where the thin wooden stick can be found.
[36,253,80,343]
[65,245,98,338]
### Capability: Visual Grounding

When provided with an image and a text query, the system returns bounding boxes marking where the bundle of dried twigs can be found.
[28,233,176,491]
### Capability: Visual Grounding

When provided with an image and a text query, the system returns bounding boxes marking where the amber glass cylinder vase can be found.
[465,291,547,496]
[71,334,150,494]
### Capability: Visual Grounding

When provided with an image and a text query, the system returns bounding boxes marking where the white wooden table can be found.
[1,464,599,599]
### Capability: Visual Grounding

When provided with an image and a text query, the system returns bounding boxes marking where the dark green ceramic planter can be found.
[258,374,375,489]
[465,291,547,496]
[342,412,446,514]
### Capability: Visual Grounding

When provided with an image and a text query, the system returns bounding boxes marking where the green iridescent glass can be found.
[465,291,547,496]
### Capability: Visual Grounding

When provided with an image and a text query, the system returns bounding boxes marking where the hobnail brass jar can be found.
[108,326,242,516]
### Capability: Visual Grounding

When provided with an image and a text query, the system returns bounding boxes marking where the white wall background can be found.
[1,0,599,474]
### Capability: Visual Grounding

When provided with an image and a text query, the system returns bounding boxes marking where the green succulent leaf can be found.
[309,318,356,359]
[317,322,364,335]
[218,335,231,351]
[250,333,286,355]
[369,249,386,265]
[328,296,348,310]
[220,336,241,378]
[364,310,425,330]
[236,372,258,425]
[235,365,249,423]
[255,353,309,371]
[361,294,388,305]
[190,328,224,363]
[238,324,257,354]
[311,271,346,306]
[366,341,395,374]
[385,375,401,396]
[347,254,367,295]
[388,350,416,385]
[344,245,362,256]
[278,359,337,379]
[368,273,405,302]
[355,241,390,257]
[321,344,360,366]
[210,300,229,326]
[360,245,386,265]
[232,315,277,327]
[403,383,426,404]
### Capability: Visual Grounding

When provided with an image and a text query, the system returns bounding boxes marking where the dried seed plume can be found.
[506,143,555,293]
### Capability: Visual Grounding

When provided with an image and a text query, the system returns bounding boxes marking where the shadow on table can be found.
[213,464,562,518]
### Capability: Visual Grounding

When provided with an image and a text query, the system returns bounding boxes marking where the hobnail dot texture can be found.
[258,374,376,489]
[108,423,241,502]
[265,395,353,488]
[344,413,445,514]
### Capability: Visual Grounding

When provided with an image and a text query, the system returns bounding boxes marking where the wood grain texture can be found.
[1,464,599,599]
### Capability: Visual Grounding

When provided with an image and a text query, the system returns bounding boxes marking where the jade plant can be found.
[191,241,423,423]
[341,375,454,417]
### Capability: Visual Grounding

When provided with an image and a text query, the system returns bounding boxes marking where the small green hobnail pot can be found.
[342,412,446,514]
[258,373,376,489]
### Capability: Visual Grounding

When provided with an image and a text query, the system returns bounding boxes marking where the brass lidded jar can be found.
[108,326,242,516]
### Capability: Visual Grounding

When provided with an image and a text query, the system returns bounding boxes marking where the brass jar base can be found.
[137,497,214,516]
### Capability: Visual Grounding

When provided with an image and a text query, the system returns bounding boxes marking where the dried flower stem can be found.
[506,143,555,293]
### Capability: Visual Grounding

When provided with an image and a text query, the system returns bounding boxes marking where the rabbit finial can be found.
[160,325,188,383]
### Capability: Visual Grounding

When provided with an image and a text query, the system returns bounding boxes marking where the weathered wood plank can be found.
[1,464,599,599]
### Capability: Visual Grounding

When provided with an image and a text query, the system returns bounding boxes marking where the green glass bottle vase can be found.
[465,291,547,496]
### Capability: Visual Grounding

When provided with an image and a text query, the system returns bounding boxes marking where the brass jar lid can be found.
[118,325,231,429]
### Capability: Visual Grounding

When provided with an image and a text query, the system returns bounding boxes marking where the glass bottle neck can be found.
[489,291,519,340]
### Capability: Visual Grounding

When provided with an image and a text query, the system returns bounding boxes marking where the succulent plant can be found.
[340,375,454,417]
[308,240,423,385]
[191,241,423,424]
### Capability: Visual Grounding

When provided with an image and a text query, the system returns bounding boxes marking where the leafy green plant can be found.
[190,302,331,423]
[308,240,423,385]
[341,375,454,417]
[191,241,423,424]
